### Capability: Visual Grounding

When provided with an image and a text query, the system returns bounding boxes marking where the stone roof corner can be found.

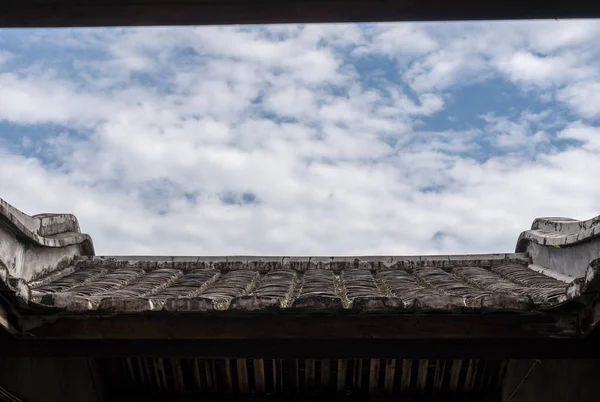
[0,197,94,296]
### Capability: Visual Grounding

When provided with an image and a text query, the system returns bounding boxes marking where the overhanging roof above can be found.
[1,0,600,28]
[1,196,600,344]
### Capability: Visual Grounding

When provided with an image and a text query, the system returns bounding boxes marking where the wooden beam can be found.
[1,0,600,28]
[1,338,599,359]
[106,394,500,402]
[23,312,576,340]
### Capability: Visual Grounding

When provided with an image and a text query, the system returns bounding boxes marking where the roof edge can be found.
[89,252,529,263]
[567,257,600,299]
[515,214,600,279]
[0,198,94,254]
[516,214,600,251]
[0,197,94,302]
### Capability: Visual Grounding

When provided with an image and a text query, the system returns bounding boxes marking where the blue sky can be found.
[1,21,600,255]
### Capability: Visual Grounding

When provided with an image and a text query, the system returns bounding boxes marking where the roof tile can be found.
[25,256,571,313]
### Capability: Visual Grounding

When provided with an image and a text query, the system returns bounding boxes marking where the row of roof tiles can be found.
[27,257,569,312]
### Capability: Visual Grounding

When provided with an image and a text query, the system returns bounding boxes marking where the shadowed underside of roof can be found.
[96,356,507,400]
[2,0,600,28]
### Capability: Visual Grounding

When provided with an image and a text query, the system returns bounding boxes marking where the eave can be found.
[1,0,600,28]
[1,197,600,360]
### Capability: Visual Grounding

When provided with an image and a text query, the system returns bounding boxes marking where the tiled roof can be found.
[2,196,599,337]
[27,254,571,313]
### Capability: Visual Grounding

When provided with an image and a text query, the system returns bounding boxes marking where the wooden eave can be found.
[1,0,600,28]
[2,301,598,358]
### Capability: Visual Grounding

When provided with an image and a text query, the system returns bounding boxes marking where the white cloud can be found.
[482,113,550,150]
[1,21,600,257]
[362,24,439,56]
[557,81,600,119]
[0,72,118,125]
[558,122,600,151]
[395,20,600,102]
[523,20,600,52]
[494,51,595,87]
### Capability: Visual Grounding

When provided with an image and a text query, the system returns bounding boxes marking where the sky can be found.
[1,20,600,256]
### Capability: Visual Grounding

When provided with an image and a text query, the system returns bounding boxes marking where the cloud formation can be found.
[1,21,599,256]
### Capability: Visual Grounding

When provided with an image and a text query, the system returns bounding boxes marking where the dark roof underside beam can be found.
[2,338,600,358]
[1,0,600,28]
